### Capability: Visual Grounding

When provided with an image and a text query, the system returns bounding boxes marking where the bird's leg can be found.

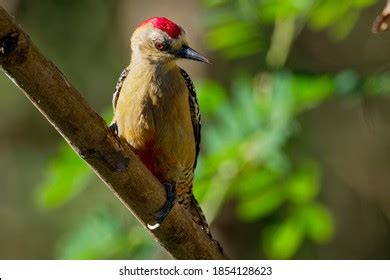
[147,182,176,230]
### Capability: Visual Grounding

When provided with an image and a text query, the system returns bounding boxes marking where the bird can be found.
[110,17,212,236]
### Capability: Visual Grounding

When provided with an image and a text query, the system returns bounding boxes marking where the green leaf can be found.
[296,203,334,243]
[308,1,350,30]
[237,187,285,221]
[206,20,263,58]
[233,168,280,198]
[222,40,263,59]
[207,20,258,49]
[197,80,227,115]
[308,0,375,34]
[198,159,236,223]
[57,208,158,260]
[232,75,262,132]
[35,145,92,208]
[328,9,359,40]
[284,163,320,204]
[259,0,313,21]
[291,74,334,113]
[262,217,304,259]
[57,209,125,259]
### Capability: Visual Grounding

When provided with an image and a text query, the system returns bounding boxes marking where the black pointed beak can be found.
[176,45,211,64]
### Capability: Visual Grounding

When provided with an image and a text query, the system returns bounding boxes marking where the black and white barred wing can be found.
[180,68,201,170]
[110,67,130,134]
[112,67,130,110]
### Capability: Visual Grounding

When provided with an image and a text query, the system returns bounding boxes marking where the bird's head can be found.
[130,17,210,65]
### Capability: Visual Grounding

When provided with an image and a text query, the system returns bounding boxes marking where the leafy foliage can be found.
[203,0,377,58]
[195,72,335,259]
[36,145,91,208]
[57,209,157,259]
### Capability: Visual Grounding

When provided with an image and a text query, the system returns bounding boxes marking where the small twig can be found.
[372,0,390,33]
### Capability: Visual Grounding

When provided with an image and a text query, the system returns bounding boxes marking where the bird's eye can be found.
[154,42,166,51]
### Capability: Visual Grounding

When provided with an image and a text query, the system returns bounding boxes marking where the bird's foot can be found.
[109,121,118,136]
[147,182,176,230]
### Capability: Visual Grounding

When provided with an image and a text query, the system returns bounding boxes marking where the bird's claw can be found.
[147,182,176,230]
[109,122,118,136]
[147,222,160,230]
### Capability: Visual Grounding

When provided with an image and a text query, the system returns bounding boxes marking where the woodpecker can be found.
[111,17,212,235]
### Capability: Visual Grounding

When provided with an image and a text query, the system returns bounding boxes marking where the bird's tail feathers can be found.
[188,195,212,237]
[188,195,226,256]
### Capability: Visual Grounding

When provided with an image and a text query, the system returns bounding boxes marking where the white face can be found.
[131,24,188,63]
[130,20,209,65]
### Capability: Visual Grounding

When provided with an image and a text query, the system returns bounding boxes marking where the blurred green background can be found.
[1,0,390,259]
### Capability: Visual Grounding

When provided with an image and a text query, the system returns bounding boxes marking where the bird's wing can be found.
[180,68,201,170]
[112,67,130,110]
[110,67,130,134]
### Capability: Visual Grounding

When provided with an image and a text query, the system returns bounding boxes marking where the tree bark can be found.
[0,5,225,260]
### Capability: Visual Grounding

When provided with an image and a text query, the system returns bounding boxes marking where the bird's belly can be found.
[117,106,195,183]
[114,71,196,183]
[151,116,196,183]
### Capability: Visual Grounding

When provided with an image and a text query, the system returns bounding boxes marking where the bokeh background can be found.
[1,0,390,259]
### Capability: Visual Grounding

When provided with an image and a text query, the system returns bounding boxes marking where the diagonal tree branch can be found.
[0,5,225,260]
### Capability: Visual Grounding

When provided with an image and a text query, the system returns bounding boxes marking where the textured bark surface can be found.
[0,5,225,260]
